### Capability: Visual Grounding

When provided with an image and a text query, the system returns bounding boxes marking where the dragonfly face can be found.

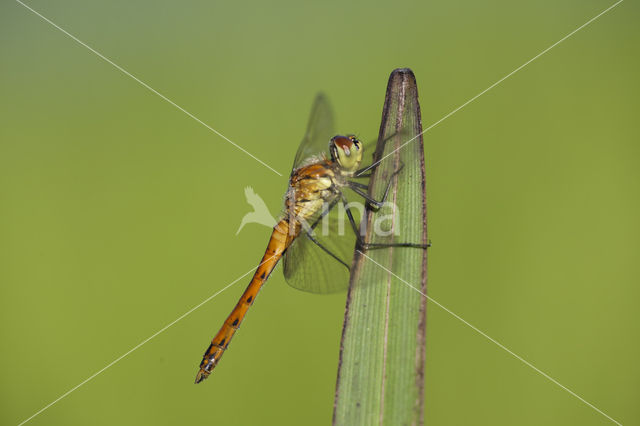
[329,135,363,175]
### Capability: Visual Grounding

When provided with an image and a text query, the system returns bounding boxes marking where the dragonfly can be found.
[195,94,428,383]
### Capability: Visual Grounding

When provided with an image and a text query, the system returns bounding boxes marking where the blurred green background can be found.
[1,0,638,425]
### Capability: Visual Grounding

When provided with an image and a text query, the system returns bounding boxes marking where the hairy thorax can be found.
[285,161,340,223]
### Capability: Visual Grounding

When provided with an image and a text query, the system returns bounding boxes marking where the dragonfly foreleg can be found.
[347,163,405,210]
[340,195,430,250]
[347,185,384,209]
[353,168,373,178]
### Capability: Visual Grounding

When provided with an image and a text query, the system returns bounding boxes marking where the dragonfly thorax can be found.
[285,163,336,225]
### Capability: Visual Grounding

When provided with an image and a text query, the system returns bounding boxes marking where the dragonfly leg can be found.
[347,185,384,209]
[341,195,430,250]
[304,231,350,270]
[353,165,374,178]
[348,181,368,189]
[347,171,393,209]
[348,163,405,210]
[297,198,350,270]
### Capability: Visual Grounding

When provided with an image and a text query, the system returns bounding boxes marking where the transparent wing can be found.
[283,202,357,294]
[292,93,335,169]
[283,94,402,293]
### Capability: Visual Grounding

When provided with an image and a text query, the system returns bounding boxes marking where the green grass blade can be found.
[333,68,428,426]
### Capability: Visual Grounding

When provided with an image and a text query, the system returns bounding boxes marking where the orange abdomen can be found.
[195,218,299,383]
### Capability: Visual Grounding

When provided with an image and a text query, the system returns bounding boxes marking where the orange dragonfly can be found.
[195,94,427,383]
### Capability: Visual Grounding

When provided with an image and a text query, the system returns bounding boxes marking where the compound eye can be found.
[331,135,352,155]
[348,135,361,150]
[330,144,339,160]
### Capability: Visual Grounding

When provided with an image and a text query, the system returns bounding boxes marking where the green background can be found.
[1,0,638,425]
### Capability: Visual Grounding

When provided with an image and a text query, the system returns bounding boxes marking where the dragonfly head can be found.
[330,135,363,174]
